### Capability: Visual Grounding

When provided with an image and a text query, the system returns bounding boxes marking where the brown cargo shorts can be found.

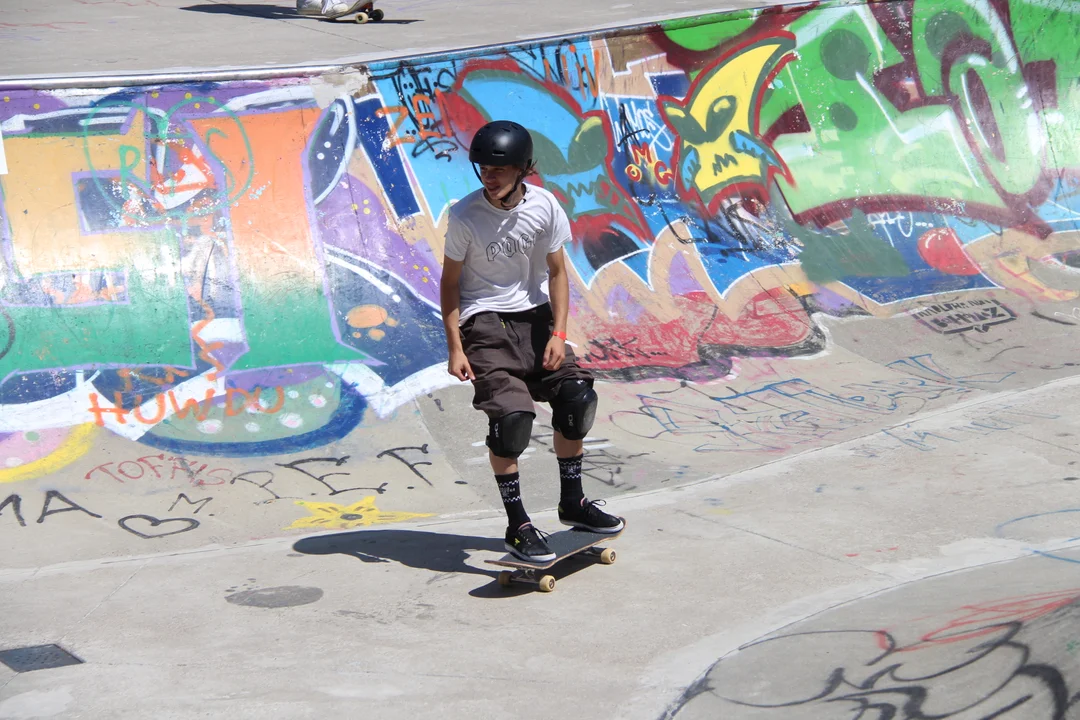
[460,303,593,419]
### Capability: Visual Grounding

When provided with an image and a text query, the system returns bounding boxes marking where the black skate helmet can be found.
[469,121,535,208]
[469,120,534,169]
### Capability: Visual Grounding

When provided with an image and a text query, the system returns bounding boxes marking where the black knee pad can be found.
[551,379,597,441]
[486,411,534,458]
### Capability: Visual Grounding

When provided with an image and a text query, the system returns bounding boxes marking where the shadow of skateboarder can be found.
[293,529,503,576]
[293,528,610,597]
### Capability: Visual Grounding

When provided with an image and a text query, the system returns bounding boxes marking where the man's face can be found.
[479,164,521,200]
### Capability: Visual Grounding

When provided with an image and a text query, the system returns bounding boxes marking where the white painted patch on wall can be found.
[326,362,457,417]
[196,318,244,343]
[0,378,98,433]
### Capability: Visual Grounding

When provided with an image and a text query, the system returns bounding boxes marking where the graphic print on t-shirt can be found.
[486,230,541,262]
[443,184,572,322]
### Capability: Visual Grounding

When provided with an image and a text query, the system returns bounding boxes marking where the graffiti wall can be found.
[2,0,1080,557]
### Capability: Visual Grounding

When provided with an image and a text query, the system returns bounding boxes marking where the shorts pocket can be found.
[459,313,482,349]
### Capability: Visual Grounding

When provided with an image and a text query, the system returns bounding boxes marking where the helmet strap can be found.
[498,169,528,209]
[475,163,529,209]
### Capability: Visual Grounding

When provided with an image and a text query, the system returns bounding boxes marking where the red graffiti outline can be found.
[445,58,653,249]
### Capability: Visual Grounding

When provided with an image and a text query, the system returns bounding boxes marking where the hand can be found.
[542,336,566,371]
[448,350,474,381]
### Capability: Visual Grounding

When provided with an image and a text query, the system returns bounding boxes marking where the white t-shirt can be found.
[444,184,571,324]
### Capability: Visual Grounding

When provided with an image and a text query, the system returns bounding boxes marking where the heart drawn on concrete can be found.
[118,514,200,539]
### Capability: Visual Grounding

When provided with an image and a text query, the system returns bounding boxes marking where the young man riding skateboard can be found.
[440,120,624,562]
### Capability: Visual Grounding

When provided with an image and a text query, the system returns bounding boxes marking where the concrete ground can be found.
[1,0,803,81]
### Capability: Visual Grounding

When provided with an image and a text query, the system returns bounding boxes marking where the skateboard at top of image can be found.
[327,0,384,23]
[484,519,626,593]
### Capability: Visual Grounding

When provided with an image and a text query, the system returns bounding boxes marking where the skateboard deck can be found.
[324,1,384,22]
[485,520,625,593]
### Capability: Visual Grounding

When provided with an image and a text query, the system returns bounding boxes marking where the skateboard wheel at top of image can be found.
[354,11,368,22]
[498,570,513,587]
[538,576,556,592]
[371,8,384,20]
[600,548,616,565]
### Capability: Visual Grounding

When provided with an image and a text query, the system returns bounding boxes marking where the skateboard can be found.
[485,520,625,593]
[325,0,384,23]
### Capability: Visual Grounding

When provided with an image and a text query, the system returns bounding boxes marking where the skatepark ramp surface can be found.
[4,0,1080,717]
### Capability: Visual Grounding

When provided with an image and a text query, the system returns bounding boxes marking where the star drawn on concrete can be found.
[286,497,433,530]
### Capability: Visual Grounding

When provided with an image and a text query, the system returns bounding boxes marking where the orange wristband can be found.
[552,330,567,340]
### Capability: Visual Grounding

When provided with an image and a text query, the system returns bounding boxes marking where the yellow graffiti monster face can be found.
[660,35,795,208]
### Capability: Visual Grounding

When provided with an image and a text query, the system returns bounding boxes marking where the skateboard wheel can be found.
[498,570,513,587]
[371,8,384,20]
[600,548,616,565]
[538,575,556,592]
[355,11,369,22]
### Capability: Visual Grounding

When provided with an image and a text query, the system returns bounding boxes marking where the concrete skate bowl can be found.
[2,0,1080,575]
[665,547,1080,718]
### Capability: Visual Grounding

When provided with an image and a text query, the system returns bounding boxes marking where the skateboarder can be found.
[440,120,624,563]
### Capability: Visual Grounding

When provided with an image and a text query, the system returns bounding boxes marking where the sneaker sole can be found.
[325,1,370,18]
[504,542,556,564]
[558,517,624,534]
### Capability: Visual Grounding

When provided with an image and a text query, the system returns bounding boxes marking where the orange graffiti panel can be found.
[189,108,321,284]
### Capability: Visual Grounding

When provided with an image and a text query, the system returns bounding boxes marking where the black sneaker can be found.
[505,523,556,563]
[558,498,624,534]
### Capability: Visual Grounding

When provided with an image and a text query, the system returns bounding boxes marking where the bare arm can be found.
[440,256,465,353]
[440,256,472,380]
[542,248,570,370]
[546,248,569,336]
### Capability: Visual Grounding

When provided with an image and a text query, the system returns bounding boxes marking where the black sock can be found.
[496,472,530,529]
[558,454,584,509]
